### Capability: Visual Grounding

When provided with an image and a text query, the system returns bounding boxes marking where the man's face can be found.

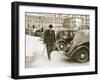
[49,28,52,30]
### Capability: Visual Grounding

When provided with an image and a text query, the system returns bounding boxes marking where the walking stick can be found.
[42,44,46,56]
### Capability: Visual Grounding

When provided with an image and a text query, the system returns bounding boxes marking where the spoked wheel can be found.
[75,48,89,63]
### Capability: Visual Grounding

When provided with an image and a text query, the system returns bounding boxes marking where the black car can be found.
[55,29,75,51]
[33,28,44,37]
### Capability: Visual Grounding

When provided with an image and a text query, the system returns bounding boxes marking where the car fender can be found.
[68,45,89,58]
[56,39,66,44]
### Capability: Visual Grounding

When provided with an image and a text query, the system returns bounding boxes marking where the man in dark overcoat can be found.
[44,24,55,60]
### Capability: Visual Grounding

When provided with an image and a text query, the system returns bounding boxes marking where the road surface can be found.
[25,35,89,68]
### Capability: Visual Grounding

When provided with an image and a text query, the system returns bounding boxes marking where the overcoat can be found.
[44,29,56,60]
[44,29,55,44]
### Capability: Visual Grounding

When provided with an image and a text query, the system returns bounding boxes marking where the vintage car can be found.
[64,30,89,63]
[33,28,44,37]
[55,29,75,51]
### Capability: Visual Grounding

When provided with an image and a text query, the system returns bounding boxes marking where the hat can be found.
[49,24,53,28]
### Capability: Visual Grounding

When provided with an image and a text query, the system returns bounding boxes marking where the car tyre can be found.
[75,48,89,63]
[57,41,66,51]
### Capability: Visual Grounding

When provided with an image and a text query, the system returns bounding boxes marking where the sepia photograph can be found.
[25,12,90,68]
[11,2,97,79]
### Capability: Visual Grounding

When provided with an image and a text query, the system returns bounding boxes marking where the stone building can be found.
[25,13,90,34]
[25,13,64,31]
[63,14,90,30]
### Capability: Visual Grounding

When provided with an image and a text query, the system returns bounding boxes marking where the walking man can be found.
[44,24,55,60]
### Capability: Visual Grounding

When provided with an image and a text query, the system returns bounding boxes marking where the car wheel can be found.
[57,41,66,51]
[75,48,89,63]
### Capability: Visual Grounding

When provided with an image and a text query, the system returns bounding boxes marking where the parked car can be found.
[55,29,75,51]
[33,28,44,37]
[64,30,89,63]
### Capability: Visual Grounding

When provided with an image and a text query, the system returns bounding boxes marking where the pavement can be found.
[25,35,89,68]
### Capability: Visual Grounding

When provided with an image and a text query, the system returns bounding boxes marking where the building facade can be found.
[26,14,64,31]
[63,14,90,30]
[25,13,90,34]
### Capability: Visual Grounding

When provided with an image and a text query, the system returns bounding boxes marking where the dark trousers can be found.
[46,43,54,60]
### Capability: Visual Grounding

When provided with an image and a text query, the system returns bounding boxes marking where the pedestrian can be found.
[44,24,55,60]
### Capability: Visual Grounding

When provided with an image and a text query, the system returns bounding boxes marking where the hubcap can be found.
[80,53,86,59]
[60,44,64,48]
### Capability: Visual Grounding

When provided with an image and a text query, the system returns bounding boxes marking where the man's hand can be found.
[53,43,57,50]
